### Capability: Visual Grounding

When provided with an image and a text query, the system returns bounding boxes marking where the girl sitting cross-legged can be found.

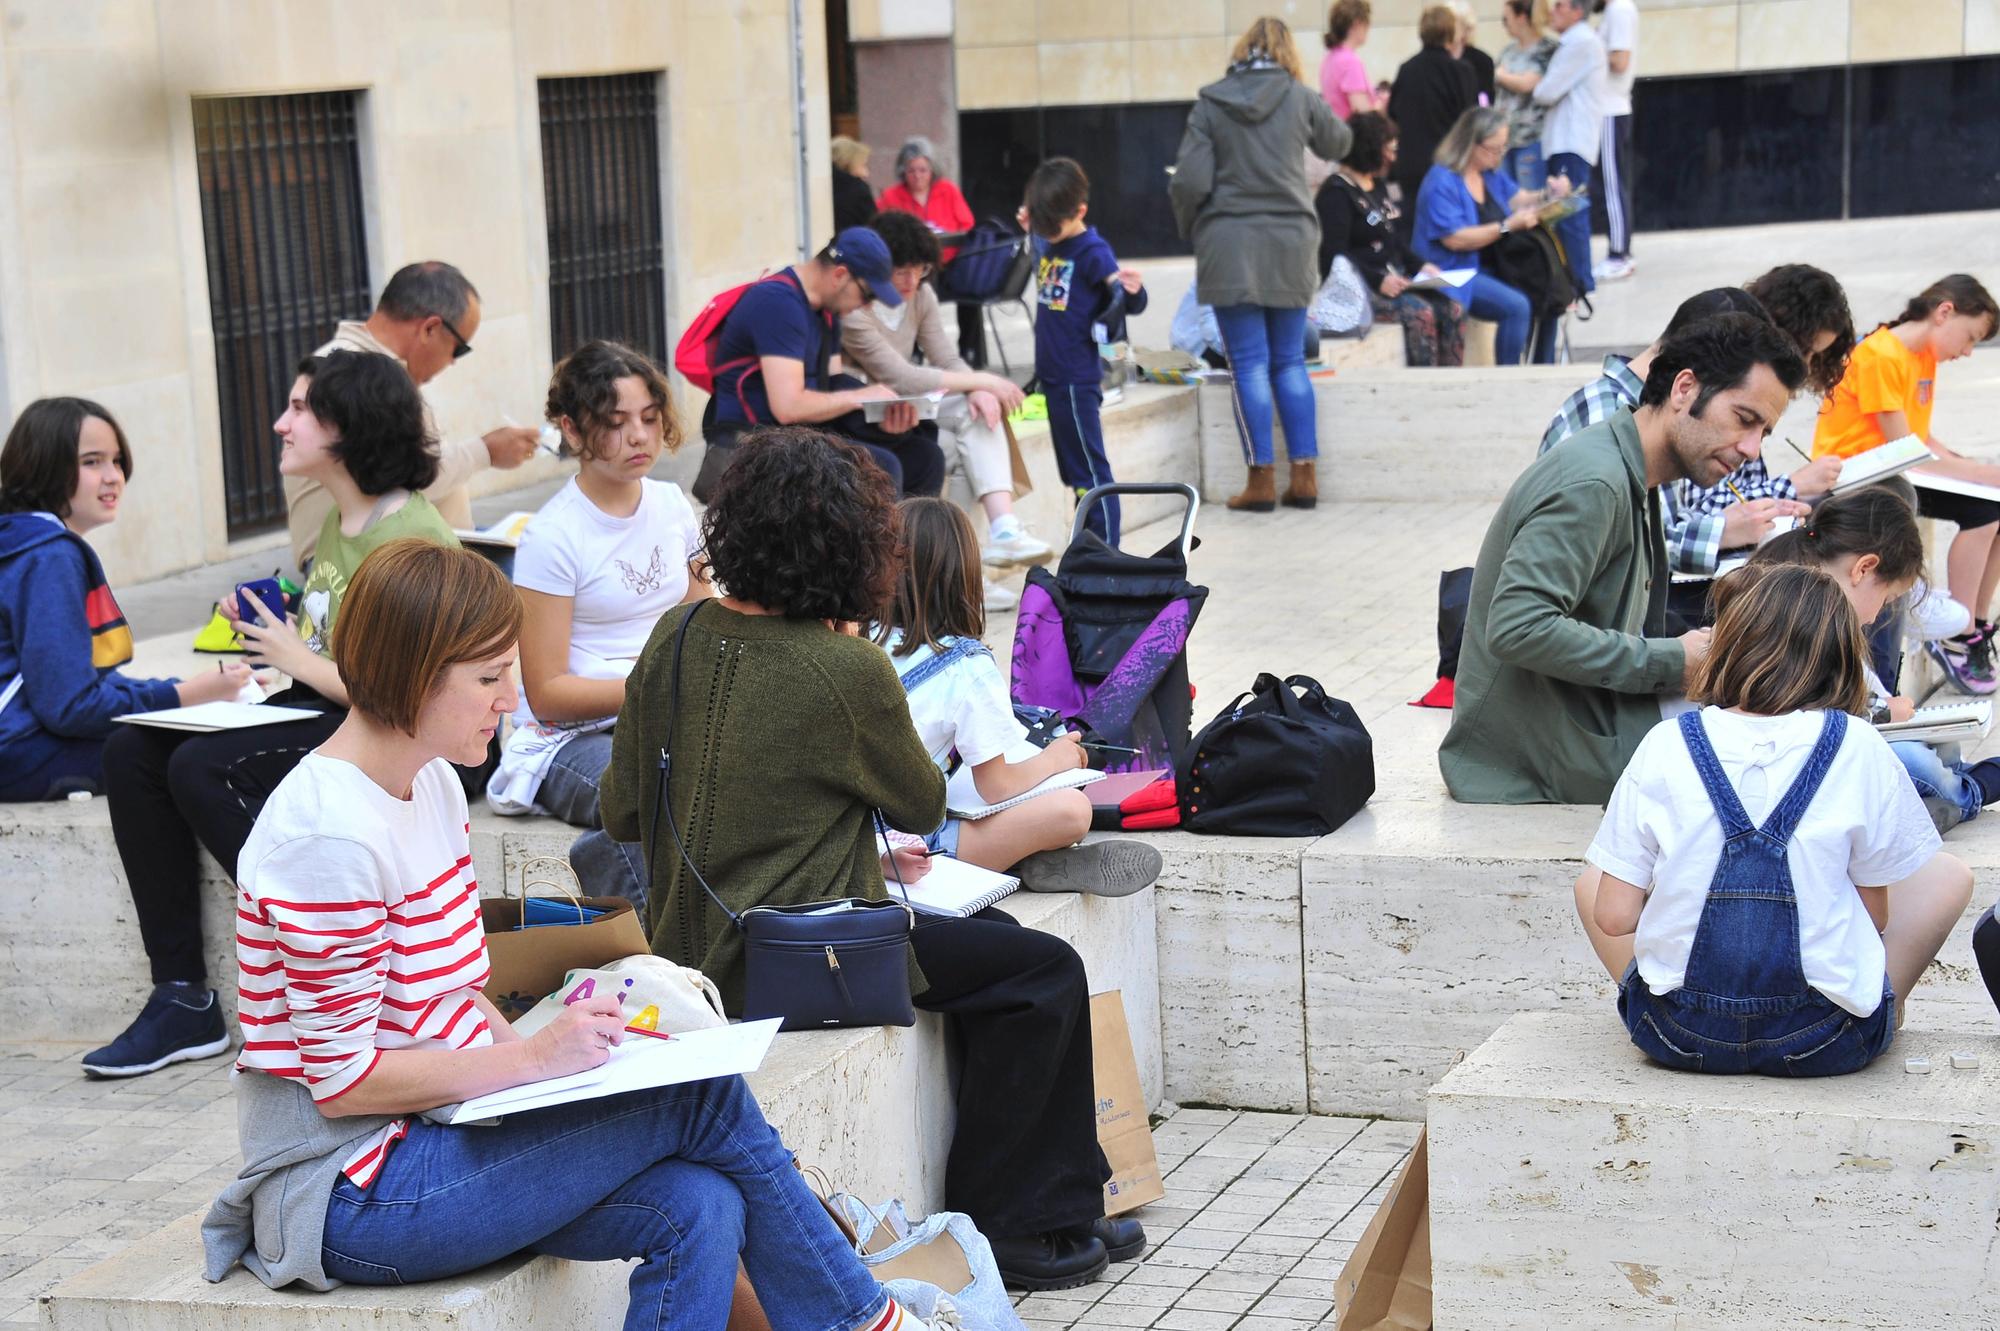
[1573,562,1973,1076]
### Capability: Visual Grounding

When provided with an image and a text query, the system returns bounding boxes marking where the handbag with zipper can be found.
[647,600,919,1032]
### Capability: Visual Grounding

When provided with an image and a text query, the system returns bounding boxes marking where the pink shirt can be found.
[1319,45,1375,120]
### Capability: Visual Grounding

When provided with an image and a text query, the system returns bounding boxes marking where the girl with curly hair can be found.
[600,428,1143,1292]
[486,342,707,909]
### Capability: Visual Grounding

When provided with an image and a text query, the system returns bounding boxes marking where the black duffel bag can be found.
[1177,673,1375,836]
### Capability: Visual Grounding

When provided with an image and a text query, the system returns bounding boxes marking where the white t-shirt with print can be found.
[1587,707,1939,1018]
[487,478,699,813]
[1598,0,1638,117]
[880,630,1036,810]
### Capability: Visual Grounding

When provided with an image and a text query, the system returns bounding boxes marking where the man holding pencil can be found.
[1444,313,1808,804]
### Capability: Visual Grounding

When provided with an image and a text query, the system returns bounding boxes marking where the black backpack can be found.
[1177,674,1375,836]
[1486,224,1577,317]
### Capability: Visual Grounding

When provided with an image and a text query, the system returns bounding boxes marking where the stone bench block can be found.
[1428,1012,2000,1329]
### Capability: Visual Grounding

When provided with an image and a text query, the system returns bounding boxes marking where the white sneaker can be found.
[1594,256,1635,282]
[983,576,1019,613]
[1908,582,1973,642]
[983,525,1055,568]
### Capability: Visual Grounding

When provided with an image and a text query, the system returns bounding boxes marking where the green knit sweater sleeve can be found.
[827,639,948,835]
[598,637,654,847]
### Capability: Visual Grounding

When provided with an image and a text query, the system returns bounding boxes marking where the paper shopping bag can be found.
[1333,1129,1431,1331]
[1092,990,1165,1216]
[480,858,649,1019]
[1003,417,1034,497]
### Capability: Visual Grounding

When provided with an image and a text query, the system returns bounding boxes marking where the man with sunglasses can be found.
[285,261,540,567]
[702,227,944,499]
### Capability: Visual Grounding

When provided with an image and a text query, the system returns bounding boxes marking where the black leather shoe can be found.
[1091,1214,1147,1262]
[988,1230,1109,1291]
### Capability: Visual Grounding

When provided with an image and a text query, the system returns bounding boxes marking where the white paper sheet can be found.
[447,1018,782,1124]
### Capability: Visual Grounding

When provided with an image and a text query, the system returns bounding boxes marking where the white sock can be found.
[988,514,1023,542]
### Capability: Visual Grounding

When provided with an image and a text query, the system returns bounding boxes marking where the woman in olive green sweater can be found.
[600,427,1139,1292]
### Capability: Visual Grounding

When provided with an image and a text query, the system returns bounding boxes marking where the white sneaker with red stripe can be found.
[864,1295,960,1331]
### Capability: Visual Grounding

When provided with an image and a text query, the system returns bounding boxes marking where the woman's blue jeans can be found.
[320,1074,887,1331]
[1461,271,1550,366]
[1891,739,1983,832]
[1214,304,1317,466]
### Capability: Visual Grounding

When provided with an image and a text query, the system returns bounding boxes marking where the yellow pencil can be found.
[1724,479,1748,504]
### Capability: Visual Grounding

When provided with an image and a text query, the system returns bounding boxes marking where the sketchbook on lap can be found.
[889,854,1020,918]
[1910,467,2000,503]
[1876,700,1993,746]
[114,701,324,732]
[1830,435,1935,493]
[447,1018,781,1124]
[1405,268,1475,292]
[945,766,1104,819]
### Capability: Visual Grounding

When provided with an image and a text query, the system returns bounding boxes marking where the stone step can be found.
[1427,1012,2000,1330]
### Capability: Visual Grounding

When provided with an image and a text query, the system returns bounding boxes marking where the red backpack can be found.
[672,269,829,422]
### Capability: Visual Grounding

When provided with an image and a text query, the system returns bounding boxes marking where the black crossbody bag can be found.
[646,601,917,1031]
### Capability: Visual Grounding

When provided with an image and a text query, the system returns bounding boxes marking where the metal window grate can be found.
[538,73,668,363]
[193,92,372,537]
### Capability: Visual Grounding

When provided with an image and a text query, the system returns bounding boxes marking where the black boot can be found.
[989,1229,1109,1291]
[1090,1215,1147,1262]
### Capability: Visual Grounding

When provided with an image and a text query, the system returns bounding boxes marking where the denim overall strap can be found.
[896,635,993,695]
[1672,709,1846,1014]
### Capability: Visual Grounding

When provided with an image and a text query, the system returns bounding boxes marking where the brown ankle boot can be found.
[1283,460,1318,509]
[1227,464,1277,512]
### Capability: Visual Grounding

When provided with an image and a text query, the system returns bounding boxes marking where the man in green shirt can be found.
[1442,312,1808,804]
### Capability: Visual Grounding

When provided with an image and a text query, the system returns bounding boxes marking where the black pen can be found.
[1079,740,1141,755]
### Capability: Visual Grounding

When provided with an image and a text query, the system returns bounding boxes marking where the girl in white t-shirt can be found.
[875,497,1161,896]
[1576,563,1972,1076]
[487,343,707,906]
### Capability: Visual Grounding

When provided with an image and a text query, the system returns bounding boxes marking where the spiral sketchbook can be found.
[894,855,1021,918]
[946,767,1105,819]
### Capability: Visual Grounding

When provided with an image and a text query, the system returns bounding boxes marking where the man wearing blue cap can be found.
[701,227,945,497]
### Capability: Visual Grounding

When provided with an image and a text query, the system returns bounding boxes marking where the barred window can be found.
[193,93,372,536]
[538,73,669,363]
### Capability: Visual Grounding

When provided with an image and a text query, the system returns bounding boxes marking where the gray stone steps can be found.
[1429,1012,2000,1329]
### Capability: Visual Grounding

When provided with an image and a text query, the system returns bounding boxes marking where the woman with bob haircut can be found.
[1574,562,1972,1076]
[205,539,950,1331]
[84,350,459,1081]
[601,427,1143,1292]
[486,341,707,909]
[0,398,252,800]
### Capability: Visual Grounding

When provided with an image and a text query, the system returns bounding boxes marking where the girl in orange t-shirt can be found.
[1815,274,1999,693]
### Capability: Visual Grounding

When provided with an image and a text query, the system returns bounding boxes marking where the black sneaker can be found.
[81,984,232,1078]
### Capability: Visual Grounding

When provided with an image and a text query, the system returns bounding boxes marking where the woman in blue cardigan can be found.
[0,399,252,800]
[1412,106,1559,365]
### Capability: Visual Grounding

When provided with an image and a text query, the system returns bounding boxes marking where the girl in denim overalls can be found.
[1575,564,1973,1075]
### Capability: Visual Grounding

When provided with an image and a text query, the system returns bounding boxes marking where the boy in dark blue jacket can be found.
[0,399,249,800]
[1026,158,1147,545]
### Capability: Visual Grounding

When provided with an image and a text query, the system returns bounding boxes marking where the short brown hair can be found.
[1418,3,1457,46]
[0,398,132,518]
[1025,157,1090,240]
[1326,0,1371,47]
[877,497,984,657]
[545,340,682,463]
[332,539,523,735]
[1694,564,1870,718]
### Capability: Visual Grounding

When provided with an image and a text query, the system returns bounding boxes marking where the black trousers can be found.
[1974,905,2000,1018]
[102,695,344,984]
[909,907,1108,1236]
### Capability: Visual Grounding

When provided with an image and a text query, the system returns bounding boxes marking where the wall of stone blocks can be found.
[0,1,831,586]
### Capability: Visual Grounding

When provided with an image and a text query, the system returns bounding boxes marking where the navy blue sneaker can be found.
[81,984,231,1078]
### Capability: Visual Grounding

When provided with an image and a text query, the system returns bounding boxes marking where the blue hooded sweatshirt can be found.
[0,511,179,788]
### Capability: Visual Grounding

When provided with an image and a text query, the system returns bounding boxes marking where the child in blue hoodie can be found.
[1025,157,1147,546]
[0,399,251,801]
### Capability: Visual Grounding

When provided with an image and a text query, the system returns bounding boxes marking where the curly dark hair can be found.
[545,340,681,463]
[1341,111,1398,177]
[1639,311,1807,412]
[698,426,902,622]
[296,351,438,495]
[1745,264,1856,397]
[868,209,942,272]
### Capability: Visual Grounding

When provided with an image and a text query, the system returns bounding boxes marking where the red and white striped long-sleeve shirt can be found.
[234,753,493,1188]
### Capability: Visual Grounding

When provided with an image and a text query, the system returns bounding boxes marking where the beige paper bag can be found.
[1333,1129,1431,1331]
[1092,990,1165,1216]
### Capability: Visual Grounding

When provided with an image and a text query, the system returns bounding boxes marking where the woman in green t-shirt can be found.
[84,351,457,1080]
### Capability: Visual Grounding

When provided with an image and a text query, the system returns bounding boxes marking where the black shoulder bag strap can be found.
[644,601,913,933]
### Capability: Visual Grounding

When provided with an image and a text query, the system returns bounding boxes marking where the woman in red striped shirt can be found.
[205,539,942,1331]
